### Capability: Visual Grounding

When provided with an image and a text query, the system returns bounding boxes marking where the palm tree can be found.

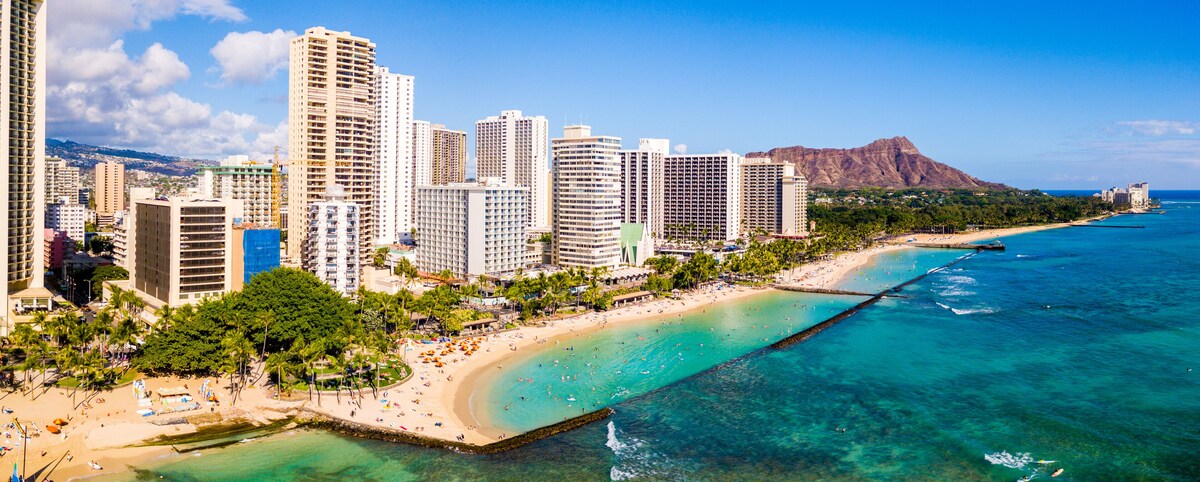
[299,338,326,405]
[153,304,176,331]
[221,331,254,405]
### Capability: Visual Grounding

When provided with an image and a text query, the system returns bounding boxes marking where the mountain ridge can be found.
[746,136,1006,190]
[46,138,214,176]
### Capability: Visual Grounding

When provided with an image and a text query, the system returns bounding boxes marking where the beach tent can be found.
[157,387,190,397]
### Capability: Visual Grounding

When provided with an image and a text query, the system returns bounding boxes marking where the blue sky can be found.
[48,1,1200,188]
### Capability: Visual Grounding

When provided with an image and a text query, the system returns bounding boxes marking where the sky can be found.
[45,0,1200,189]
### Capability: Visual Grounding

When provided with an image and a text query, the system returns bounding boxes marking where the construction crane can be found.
[271,146,282,229]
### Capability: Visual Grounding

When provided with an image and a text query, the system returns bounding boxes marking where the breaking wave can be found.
[984,451,1033,469]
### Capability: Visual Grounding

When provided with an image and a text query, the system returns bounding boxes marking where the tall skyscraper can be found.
[741,157,808,237]
[287,27,377,264]
[476,110,549,227]
[196,155,276,227]
[551,125,622,269]
[619,138,667,238]
[432,124,466,185]
[305,185,360,295]
[374,66,415,244]
[663,153,742,242]
[414,180,528,277]
[412,120,432,189]
[45,157,80,205]
[94,161,125,224]
[129,197,244,308]
[2,0,47,330]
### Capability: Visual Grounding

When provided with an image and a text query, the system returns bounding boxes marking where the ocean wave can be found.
[936,302,995,315]
[607,421,668,481]
[941,275,976,285]
[1016,254,1034,258]
[938,288,976,297]
[984,451,1033,469]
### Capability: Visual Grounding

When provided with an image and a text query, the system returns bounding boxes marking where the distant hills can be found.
[46,138,214,176]
[747,136,1006,190]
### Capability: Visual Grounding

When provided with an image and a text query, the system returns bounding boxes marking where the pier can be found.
[905,241,1005,251]
[1068,224,1145,229]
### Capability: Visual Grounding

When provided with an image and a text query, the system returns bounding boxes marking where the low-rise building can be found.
[43,229,71,271]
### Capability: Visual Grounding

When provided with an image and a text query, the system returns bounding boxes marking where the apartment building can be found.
[129,197,244,308]
[476,110,550,227]
[662,153,742,242]
[287,27,377,263]
[196,155,277,227]
[414,180,529,277]
[551,125,623,269]
[45,157,80,205]
[740,158,808,237]
[619,138,668,238]
[374,66,415,243]
[305,185,360,295]
[94,161,125,224]
[46,202,85,242]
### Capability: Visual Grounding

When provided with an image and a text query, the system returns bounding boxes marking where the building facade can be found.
[619,138,667,238]
[475,110,549,228]
[46,202,85,242]
[304,186,360,295]
[432,124,466,185]
[551,125,623,269]
[94,161,125,223]
[43,229,69,271]
[232,227,281,289]
[412,120,432,189]
[287,27,377,263]
[374,66,415,244]
[129,197,244,307]
[414,181,529,277]
[741,157,808,237]
[2,0,48,331]
[662,153,742,242]
[45,157,79,205]
[196,155,277,226]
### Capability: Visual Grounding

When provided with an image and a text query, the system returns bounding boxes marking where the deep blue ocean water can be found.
[111,191,1200,481]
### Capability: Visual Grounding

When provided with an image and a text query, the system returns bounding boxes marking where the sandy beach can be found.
[3,221,1083,480]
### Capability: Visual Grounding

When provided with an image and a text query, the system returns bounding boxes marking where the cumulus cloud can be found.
[673,143,688,154]
[1117,120,1198,136]
[47,0,286,159]
[210,29,296,85]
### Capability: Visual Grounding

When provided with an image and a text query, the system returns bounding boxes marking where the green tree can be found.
[236,267,354,353]
[393,257,418,282]
[90,266,129,297]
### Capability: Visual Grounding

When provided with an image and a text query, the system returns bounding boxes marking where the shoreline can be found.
[8,221,1088,481]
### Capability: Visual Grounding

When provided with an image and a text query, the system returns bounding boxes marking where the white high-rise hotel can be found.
[619,138,668,238]
[551,125,622,269]
[2,0,47,332]
[414,180,528,277]
[374,66,414,244]
[476,110,549,228]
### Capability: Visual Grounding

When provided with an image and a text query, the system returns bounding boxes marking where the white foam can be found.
[985,451,1034,469]
[941,275,976,285]
[1016,254,1033,258]
[936,302,995,315]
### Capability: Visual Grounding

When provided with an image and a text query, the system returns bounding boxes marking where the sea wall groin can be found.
[298,407,614,454]
[1068,224,1145,229]
[771,286,878,297]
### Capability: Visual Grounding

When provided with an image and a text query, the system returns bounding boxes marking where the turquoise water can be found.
[112,192,1200,481]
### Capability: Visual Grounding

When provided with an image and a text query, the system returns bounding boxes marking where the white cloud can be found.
[210,29,296,85]
[1117,120,1198,136]
[46,0,287,159]
[673,143,688,154]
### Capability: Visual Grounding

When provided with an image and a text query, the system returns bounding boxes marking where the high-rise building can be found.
[2,0,48,331]
[551,125,622,269]
[412,120,432,189]
[432,124,467,185]
[111,188,155,269]
[128,197,244,308]
[287,27,377,265]
[476,110,549,227]
[741,158,808,237]
[619,138,667,238]
[94,161,125,224]
[374,66,415,244]
[196,155,276,226]
[305,185,360,295]
[46,202,85,242]
[414,180,529,277]
[663,153,742,242]
[45,157,80,205]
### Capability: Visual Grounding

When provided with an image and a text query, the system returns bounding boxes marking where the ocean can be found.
[111,191,1200,481]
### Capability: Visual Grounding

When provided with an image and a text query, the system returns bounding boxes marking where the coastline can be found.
[8,221,1087,481]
